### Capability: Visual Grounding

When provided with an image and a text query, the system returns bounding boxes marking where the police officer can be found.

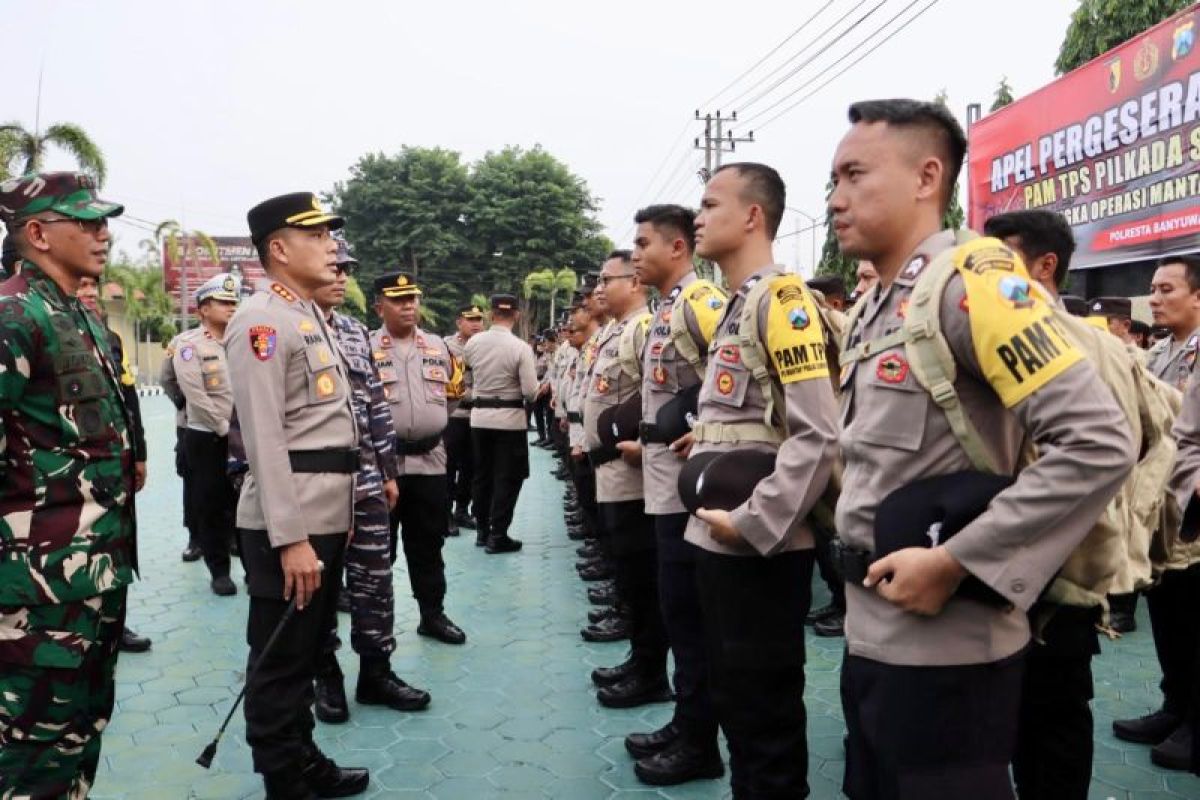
[463,294,539,553]
[444,305,484,531]
[623,204,726,785]
[371,272,466,644]
[227,192,368,799]
[173,272,241,595]
[683,164,839,799]
[161,334,202,563]
[0,172,135,799]
[534,330,557,448]
[1114,253,1200,768]
[310,237,428,723]
[830,99,1133,799]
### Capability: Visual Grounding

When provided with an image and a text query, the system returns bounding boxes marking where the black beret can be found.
[677,449,776,515]
[247,192,343,245]
[874,471,1013,607]
[1089,296,1131,319]
[597,393,643,451]
[1060,294,1089,316]
[807,275,847,298]
[654,383,700,444]
[373,272,421,298]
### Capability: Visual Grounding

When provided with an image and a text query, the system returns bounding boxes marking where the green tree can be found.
[522,267,577,336]
[1055,0,1192,74]
[105,261,178,350]
[933,91,966,231]
[0,121,107,185]
[815,181,857,287]
[990,77,1015,112]
[149,220,220,331]
[466,146,612,295]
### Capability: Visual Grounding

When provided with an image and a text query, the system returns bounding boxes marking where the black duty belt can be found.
[587,446,620,468]
[638,421,671,445]
[288,448,361,474]
[396,433,443,456]
[459,401,474,410]
[567,412,582,424]
[835,541,872,586]
[473,397,525,409]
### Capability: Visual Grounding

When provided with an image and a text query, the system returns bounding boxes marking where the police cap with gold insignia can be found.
[0,171,123,224]
[374,271,422,299]
[871,470,1013,607]
[195,272,240,305]
[1090,296,1131,320]
[677,449,776,515]
[247,191,344,245]
[458,304,484,320]
[491,293,518,312]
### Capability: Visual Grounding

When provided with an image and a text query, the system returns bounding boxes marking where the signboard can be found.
[968,5,1200,269]
[163,236,264,313]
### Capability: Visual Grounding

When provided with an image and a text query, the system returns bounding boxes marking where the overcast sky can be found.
[2,0,1077,276]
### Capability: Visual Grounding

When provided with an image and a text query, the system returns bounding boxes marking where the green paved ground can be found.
[91,396,1200,799]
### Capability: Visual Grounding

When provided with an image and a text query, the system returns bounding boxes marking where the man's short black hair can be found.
[983,210,1076,288]
[713,162,786,239]
[1158,254,1200,293]
[848,99,967,213]
[606,249,632,266]
[634,204,696,252]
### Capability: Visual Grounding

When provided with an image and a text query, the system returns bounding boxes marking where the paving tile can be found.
[80,400,1200,800]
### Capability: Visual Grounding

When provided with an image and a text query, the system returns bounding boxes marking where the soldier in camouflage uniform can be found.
[0,172,135,799]
[311,236,431,723]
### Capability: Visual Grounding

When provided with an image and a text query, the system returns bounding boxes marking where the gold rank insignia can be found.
[315,371,336,398]
[298,319,315,333]
[271,283,296,303]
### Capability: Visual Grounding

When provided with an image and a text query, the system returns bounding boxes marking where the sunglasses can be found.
[32,217,109,235]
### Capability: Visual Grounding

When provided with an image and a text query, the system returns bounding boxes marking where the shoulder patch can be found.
[953,239,1082,408]
[249,325,278,361]
[901,255,929,279]
[179,345,195,362]
[764,275,829,385]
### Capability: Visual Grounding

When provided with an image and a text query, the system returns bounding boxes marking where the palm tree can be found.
[0,121,106,185]
[522,267,576,336]
[151,220,219,332]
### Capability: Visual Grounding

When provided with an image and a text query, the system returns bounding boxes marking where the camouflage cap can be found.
[0,172,123,225]
[333,231,358,267]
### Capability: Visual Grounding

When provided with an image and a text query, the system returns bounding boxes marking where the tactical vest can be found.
[840,231,1180,614]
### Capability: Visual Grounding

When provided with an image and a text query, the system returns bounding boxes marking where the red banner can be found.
[163,236,264,313]
[968,4,1200,270]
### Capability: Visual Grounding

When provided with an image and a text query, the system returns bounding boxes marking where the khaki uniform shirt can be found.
[444,332,472,420]
[553,344,578,420]
[642,272,721,515]
[370,326,454,476]
[837,230,1134,667]
[160,334,187,428]
[684,266,839,557]
[1146,329,1200,390]
[226,278,357,547]
[172,324,234,436]
[584,306,649,503]
[464,324,538,430]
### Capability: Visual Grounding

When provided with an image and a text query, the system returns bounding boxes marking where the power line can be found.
[698,0,837,108]
[734,0,890,114]
[753,0,942,132]
[739,0,925,129]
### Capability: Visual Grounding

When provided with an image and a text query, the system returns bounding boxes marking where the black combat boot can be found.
[634,738,725,786]
[485,533,523,554]
[625,720,681,758]
[453,504,476,529]
[264,768,318,800]
[356,657,431,712]
[299,744,370,797]
[313,654,349,724]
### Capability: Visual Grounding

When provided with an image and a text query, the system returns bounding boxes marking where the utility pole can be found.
[693,110,755,177]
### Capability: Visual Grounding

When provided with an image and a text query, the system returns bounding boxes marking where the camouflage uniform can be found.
[323,310,401,658]
[0,173,134,799]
